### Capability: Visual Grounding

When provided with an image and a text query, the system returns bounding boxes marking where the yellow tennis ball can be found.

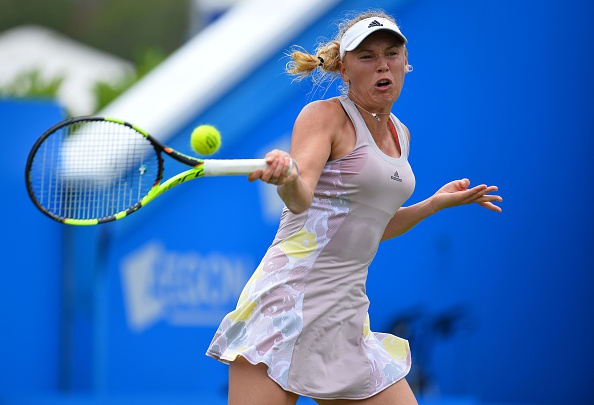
[190,125,221,155]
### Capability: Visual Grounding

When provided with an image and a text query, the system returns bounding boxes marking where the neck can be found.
[349,98,391,122]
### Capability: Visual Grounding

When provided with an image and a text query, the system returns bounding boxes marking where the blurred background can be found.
[1,0,593,404]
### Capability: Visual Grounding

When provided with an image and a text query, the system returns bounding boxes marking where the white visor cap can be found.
[339,17,407,60]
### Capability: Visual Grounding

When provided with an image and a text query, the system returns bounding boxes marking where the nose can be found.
[376,55,389,72]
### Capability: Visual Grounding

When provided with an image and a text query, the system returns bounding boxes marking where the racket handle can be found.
[202,159,267,176]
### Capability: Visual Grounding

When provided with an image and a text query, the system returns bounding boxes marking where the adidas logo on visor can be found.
[368,20,384,28]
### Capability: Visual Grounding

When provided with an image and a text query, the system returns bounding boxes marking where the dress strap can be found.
[388,115,410,159]
[387,120,401,156]
[337,95,369,149]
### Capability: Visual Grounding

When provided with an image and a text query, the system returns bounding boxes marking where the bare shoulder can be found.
[294,98,351,149]
[296,98,346,127]
[289,98,350,178]
[294,98,355,161]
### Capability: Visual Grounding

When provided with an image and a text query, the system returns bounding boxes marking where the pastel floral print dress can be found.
[207,96,416,400]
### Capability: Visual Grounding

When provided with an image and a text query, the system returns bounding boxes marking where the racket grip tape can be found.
[202,159,267,176]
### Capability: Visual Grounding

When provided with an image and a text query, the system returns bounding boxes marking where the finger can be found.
[248,169,263,182]
[263,154,282,182]
[463,192,500,206]
[271,160,284,180]
[480,185,499,195]
[283,157,293,176]
[458,178,471,189]
[284,158,300,184]
[471,188,501,204]
[479,194,503,204]
[478,201,503,212]
[465,185,499,201]
[456,185,488,204]
[261,153,298,185]
[278,157,294,181]
[474,192,503,210]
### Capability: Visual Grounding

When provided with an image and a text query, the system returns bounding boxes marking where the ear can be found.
[339,60,349,83]
[404,48,411,73]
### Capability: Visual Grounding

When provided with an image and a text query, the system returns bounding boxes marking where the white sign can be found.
[120,241,252,332]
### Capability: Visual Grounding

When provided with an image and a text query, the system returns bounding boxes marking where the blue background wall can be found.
[0,100,65,393]
[1,1,593,404]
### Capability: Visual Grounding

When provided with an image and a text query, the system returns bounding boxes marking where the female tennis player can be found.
[207,10,502,405]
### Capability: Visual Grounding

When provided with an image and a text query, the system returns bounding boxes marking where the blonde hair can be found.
[285,10,401,83]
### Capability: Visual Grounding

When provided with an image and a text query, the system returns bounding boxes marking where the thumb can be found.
[458,178,470,189]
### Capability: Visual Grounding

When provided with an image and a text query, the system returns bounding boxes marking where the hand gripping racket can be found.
[25,117,271,225]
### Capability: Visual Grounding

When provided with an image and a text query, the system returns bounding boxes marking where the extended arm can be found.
[381,179,502,241]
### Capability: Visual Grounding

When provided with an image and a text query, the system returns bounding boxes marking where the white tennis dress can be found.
[207,95,416,400]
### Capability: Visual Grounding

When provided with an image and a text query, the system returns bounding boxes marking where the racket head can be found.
[25,117,164,225]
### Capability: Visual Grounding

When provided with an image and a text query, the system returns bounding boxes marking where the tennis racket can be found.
[25,116,271,226]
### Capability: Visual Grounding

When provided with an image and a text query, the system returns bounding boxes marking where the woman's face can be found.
[340,31,408,107]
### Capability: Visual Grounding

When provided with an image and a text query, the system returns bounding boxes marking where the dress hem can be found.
[205,350,411,401]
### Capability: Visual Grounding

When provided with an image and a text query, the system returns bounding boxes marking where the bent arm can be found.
[249,100,345,214]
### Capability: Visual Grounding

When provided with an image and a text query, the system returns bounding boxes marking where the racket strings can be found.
[28,120,161,221]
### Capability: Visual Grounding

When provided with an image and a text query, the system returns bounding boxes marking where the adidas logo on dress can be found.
[391,171,402,182]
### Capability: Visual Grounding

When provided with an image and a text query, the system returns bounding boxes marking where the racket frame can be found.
[25,116,266,225]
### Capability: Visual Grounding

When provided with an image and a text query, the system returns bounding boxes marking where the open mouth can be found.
[376,79,391,88]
